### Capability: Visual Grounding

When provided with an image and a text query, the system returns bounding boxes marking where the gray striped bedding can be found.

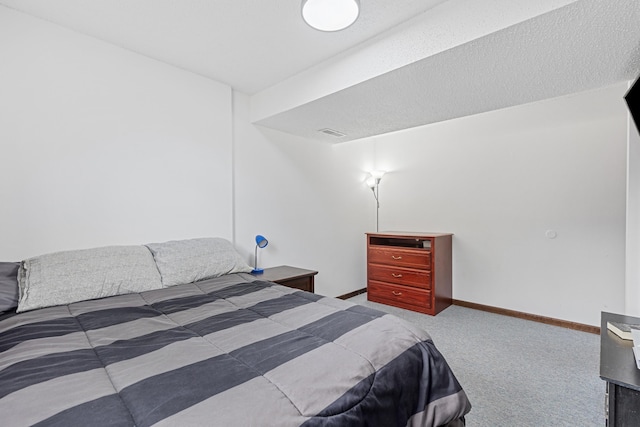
[0,273,471,426]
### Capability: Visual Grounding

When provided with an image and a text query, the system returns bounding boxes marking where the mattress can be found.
[0,273,470,426]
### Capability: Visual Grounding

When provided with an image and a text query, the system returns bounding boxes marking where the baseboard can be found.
[337,291,600,334]
[337,288,367,300]
[452,299,600,335]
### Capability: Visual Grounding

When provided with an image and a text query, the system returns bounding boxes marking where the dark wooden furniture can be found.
[251,265,317,293]
[600,311,640,426]
[366,232,453,316]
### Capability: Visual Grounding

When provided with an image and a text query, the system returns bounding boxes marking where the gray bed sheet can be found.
[0,273,470,426]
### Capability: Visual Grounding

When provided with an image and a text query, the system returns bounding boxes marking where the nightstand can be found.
[251,265,318,293]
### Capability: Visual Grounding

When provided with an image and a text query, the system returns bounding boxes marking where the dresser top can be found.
[600,311,640,392]
[366,231,453,238]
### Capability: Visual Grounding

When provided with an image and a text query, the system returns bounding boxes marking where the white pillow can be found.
[145,237,252,288]
[17,245,163,312]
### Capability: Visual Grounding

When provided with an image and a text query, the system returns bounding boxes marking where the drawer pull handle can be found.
[392,291,402,296]
[391,273,403,278]
[391,256,402,260]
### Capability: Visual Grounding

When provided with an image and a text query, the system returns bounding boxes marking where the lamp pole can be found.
[371,178,381,232]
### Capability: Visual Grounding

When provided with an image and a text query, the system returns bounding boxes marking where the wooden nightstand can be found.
[251,265,318,293]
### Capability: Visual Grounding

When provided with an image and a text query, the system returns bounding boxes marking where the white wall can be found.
[339,84,628,326]
[0,7,233,260]
[233,91,371,297]
[237,84,628,326]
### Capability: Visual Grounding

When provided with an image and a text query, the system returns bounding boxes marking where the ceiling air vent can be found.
[319,128,346,138]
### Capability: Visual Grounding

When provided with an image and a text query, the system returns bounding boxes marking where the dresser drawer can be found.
[368,265,431,289]
[367,280,432,309]
[368,247,431,269]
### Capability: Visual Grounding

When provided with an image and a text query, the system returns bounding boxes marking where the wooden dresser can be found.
[366,232,453,316]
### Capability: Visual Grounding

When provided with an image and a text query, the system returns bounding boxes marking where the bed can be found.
[0,238,471,426]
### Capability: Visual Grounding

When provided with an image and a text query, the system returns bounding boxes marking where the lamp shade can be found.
[370,170,386,180]
[366,176,377,189]
[366,170,386,188]
[255,234,268,248]
[302,0,360,32]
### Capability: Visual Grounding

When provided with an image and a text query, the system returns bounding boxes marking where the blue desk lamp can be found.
[252,235,268,274]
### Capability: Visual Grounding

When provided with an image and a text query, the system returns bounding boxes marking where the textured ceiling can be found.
[2,0,639,142]
[257,0,640,142]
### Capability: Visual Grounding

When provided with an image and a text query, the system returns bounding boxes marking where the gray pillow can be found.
[17,245,163,313]
[0,262,19,314]
[145,237,252,288]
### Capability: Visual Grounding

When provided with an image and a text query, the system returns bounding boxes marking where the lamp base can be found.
[251,268,264,274]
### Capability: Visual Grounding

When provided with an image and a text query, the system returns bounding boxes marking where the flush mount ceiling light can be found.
[302,0,360,32]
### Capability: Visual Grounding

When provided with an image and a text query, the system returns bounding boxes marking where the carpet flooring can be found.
[347,294,604,426]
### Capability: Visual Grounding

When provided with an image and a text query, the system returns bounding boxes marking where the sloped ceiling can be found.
[2,0,639,142]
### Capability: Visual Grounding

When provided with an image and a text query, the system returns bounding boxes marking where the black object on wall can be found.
[626,74,640,132]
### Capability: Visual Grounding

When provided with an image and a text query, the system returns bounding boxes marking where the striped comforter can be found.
[0,273,470,426]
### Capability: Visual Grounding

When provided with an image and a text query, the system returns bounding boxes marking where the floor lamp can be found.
[366,170,385,232]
